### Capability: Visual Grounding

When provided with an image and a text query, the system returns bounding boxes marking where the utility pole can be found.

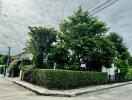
[5,47,11,76]
[7,47,11,67]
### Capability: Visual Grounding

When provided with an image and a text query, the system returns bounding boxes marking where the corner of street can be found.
[1,75,132,100]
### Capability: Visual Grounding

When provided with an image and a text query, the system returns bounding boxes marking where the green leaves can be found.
[60,8,108,41]
[23,69,108,89]
[48,45,70,69]
[27,27,57,54]
[107,32,127,55]
[115,59,129,74]
[108,32,131,75]
[2,55,8,64]
[25,7,131,73]
[26,27,58,68]
[59,8,114,70]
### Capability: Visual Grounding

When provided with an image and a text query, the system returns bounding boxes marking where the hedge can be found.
[126,69,132,81]
[22,69,108,89]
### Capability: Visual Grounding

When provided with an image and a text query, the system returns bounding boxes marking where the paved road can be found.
[0,75,132,100]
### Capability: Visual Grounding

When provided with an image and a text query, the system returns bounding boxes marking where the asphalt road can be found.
[0,75,132,100]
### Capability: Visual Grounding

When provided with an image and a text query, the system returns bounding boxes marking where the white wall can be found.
[102,64,116,76]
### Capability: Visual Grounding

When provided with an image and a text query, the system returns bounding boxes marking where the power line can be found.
[85,0,100,11]
[82,0,99,11]
[80,0,91,7]
[89,0,114,13]
[80,0,119,15]
[81,0,94,9]
[91,0,119,15]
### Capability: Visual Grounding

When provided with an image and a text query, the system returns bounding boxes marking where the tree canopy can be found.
[26,27,58,68]
[59,8,115,71]
[25,8,131,73]
[107,32,127,55]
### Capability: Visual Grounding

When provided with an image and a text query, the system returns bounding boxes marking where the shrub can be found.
[33,52,44,68]
[0,65,4,74]
[115,59,129,75]
[23,69,108,89]
[64,65,79,71]
[8,60,21,77]
[20,65,33,80]
[19,59,31,70]
[2,55,9,64]
[126,68,132,80]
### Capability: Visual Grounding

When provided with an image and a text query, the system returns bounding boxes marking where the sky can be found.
[0,0,131,55]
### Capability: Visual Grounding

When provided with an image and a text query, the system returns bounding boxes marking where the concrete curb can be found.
[5,77,132,97]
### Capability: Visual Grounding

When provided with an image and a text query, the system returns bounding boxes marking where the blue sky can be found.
[0,0,131,55]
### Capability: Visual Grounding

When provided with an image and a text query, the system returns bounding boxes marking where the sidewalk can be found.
[5,76,132,97]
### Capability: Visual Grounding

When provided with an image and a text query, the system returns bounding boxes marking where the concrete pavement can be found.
[1,75,132,100]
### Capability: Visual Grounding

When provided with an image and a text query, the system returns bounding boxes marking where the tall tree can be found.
[107,32,127,55]
[108,32,131,78]
[48,45,70,69]
[128,57,132,67]
[85,37,116,70]
[26,27,57,68]
[59,8,116,71]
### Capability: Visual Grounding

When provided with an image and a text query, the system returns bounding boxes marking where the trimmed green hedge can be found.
[126,69,132,81]
[22,69,108,89]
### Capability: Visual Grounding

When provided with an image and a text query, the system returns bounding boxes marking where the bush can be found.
[0,65,4,74]
[19,59,31,70]
[126,69,132,80]
[2,55,8,64]
[115,59,129,75]
[8,60,21,77]
[23,69,108,89]
[33,52,44,68]
[64,65,79,71]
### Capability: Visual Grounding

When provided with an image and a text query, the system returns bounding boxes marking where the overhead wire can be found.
[81,0,95,9]
[89,0,114,13]
[91,0,119,15]
[80,0,119,15]
[0,0,119,54]
[84,0,100,11]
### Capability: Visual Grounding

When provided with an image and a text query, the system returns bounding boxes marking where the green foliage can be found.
[121,51,131,61]
[0,65,4,74]
[59,8,115,70]
[26,27,58,68]
[126,68,132,80]
[23,69,108,89]
[115,59,129,75]
[8,60,21,77]
[60,8,108,40]
[48,45,70,69]
[108,32,130,75]
[128,57,132,67]
[107,32,127,55]
[84,37,116,69]
[64,65,79,71]
[20,65,33,71]
[0,54,4,64]
[26,27,57,54]
[32,52,44,68]
[24,7,131,75]
[19,59,31,67]
[2,55,8,64]
[19,59,31,70]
